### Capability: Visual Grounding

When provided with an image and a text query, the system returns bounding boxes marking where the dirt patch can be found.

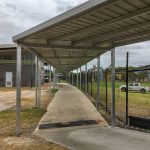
[0,136,67,150]
[0,84,69,150]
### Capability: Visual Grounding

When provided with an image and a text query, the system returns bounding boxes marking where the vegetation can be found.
[51,88,59,93]
[0,108,46,137]
[0,87,68,150]
[86,80,150,119]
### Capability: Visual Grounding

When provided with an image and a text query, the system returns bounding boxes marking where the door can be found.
[6,72,13,87]
[128,83,134,90]
[134,83,140,91]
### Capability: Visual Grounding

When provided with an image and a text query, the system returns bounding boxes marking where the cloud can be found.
[0,0,150,68]
[87,41,150,69]
[0,0,87,44]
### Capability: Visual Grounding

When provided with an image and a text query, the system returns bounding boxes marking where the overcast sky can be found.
[0,0,150,69]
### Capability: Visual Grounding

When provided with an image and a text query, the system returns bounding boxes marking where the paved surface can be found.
[35,83,150,150]
[36,83,107,126]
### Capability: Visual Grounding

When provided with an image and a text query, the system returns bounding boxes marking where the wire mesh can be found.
[128,69,150,119]
[68,50,150,125]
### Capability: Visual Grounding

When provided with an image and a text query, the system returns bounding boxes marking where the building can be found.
[0,44,45,87]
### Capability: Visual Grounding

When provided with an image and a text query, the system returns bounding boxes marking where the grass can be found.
[0,86,68,150]
[60,80,67,83]
[87,80,150,119]
[0,108,46,137]
[51,88,59,93]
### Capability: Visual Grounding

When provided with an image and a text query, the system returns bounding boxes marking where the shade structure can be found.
[13,0,150,72]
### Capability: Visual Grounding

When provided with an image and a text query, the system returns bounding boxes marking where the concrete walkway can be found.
[34,83,150,150]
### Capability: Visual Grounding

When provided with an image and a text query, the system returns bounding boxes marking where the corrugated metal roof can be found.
[13,0,150,72]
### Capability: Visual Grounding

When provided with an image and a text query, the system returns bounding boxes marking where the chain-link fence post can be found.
[126,52,129,125]
[105,69,108,112]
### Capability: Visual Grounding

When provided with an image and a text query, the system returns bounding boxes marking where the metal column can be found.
[69,72,71,84]
[72,71,74,85]
[77,69,79,87]
[35,56,41,108]
[35,56,38,107]
[53,67,55,89]
[111,48,116,127]
[37,59,41,108]
[80,67,82,89]
[96,56,100,110]
[16,45,22,136]
[126,52,129,125]
[49,65,51,85]
[68,72,69,83]
[85,64,87,92]
[55,69,57,88]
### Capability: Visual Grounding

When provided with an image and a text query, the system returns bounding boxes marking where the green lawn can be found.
[0,108,46,136]
[86,80,150,119]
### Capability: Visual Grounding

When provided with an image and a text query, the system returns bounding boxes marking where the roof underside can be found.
[13,0,150,72]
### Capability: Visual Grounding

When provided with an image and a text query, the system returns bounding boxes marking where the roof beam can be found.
[73,20,150,45]
[116,35,150,48]
[46,56,96,59]
[95,29,150,46]
[49,6,150,42]
[20,43,110,50]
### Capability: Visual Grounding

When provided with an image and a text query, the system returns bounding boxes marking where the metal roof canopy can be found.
[13,0,150,72]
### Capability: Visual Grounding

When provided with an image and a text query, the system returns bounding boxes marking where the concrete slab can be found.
[36,126,150,150]
[34,83,150,150]
[37,83,108,127]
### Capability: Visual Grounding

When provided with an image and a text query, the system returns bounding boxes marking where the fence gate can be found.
[123,52,150,129]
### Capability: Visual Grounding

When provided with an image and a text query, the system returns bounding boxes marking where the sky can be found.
[0,0,150,69]
[87,41,150,69]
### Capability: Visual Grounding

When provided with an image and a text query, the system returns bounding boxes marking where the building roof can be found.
[0,44,16,54]
[13,0,150,72]
[0,44,16,50]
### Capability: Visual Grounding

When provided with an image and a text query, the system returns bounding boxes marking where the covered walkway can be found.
[12,0,150,137]
[35,83,107,131]
[34,83,150,150]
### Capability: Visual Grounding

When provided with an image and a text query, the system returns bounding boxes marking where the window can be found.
[3,55,13,60]
[135,83,139,86]
[129,83,133,86]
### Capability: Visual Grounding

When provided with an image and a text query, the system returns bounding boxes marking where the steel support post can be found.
[37,59,41,108]
[55,69,57,88]
[126,52,129,125]
[49,65,51,85]
[111,48,116,127]
[96,56,100,110]
[35,56,38,107]
[69,72,71,84]
[55,68,57,88]
[105,70,108,112]
[68,72,69,83]
[80,67,82,89]
[16,45,22,136]
[56,70,59,86]
[77,69,79,87]
[35,56,41,108]
[91,70,93,95]
[53,67,55,89]
[72,71,74,85]
[85,64,87,93]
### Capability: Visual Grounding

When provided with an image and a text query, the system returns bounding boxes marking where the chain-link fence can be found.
[127,68,150,119]
[68,51,150,126]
